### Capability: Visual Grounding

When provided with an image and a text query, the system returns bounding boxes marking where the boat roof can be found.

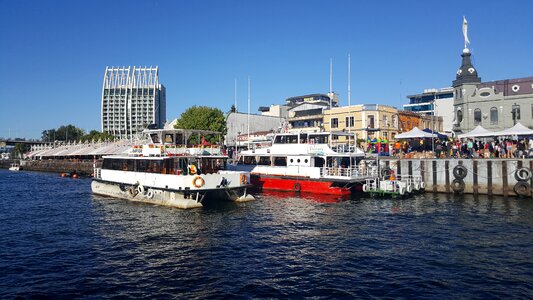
[275,131,357,136]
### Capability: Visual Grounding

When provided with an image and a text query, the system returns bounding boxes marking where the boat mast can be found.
[247,76,250,150]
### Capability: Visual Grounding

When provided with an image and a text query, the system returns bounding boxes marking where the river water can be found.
[1,169,532,298]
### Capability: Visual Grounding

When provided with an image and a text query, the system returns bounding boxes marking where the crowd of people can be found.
[389,138,533,159]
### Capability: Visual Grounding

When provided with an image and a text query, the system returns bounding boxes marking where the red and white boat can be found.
[233,131,378,195]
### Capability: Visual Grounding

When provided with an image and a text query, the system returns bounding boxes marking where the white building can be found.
[225,112,284,147]
[101,66,166,140]
[404,87,454,133]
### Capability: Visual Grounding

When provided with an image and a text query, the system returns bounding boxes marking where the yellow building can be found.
[324,104,399,141]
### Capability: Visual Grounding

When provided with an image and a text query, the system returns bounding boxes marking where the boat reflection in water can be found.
[257,190,352,204]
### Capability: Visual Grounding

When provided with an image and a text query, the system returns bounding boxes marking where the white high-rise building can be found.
[101,66,166,139]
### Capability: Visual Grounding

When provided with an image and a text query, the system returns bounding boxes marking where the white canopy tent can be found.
[457,125,495,138]
[395,127,437,139]
[492,123,533,136]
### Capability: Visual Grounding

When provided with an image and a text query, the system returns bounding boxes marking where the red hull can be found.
[251,175,352,195]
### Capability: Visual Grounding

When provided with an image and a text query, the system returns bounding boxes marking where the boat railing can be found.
[321,165,378,178]
[331,144,360,153]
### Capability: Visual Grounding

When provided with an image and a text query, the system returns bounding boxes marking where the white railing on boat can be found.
[321,166,379,178]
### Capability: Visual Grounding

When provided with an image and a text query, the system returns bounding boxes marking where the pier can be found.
[380,158,533,198]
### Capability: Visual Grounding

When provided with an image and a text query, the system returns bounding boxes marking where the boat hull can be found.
[251,174,353,195]
[91,179,253,209]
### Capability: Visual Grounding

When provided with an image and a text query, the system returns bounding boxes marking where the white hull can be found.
[92,179,253,209]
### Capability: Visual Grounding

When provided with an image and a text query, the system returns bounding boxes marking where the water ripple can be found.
[0,170,532,298]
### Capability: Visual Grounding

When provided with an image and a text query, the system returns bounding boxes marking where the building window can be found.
[490,107,498,125]
[474,108,481,125]
[368,115,375,129]
[345,116,354,127]
[512,104,521,121]
[332,118,338,128]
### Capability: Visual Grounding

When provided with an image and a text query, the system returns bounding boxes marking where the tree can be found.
[12,143,30,159]
[42,125,85,142]
[81,130,115,142]
[174,106,226,144]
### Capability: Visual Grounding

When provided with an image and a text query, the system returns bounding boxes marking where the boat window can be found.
[314,157,324,167]
[150,133,160,143]
[164,134,174,144]
[273,157,287,166]
[103,159,144,172]
[243,156,257,165]
[136,159,149,172]
[287,135,298,144]
[258,156,271,166]
[299,134,307,144]
[172,158,188,174]
[148,160,162,173]
[309,135,328,144]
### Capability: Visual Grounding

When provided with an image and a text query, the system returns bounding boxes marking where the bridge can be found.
[0,139,49,147]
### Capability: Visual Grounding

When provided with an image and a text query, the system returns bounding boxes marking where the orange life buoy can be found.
[240,174,247,185]
[192,176,204,188]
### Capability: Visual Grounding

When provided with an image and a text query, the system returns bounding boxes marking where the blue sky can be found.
[1,0,532,139]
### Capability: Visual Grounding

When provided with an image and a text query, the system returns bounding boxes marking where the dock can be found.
[380,158,533,198]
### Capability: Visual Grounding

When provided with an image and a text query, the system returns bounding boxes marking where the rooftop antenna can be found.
[348,53,351,107]
[247,76,250,149]
[234,79,237,112]
[329,58,333,108]
[234,78,237,147]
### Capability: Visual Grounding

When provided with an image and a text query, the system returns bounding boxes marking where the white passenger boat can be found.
[9,163,20,171]
[233,131,378,195]
[92,129,254,209]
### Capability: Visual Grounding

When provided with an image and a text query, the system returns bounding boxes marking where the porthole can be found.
[297,159,301,163]
[512,85,520,92]
[480,91,490,97]
[290,159,294,163]
[304,159,308,163]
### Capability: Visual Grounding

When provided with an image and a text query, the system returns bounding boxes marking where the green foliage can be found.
[81,130,115,142]
[174,106,226,144]
[41,126,115,142]
[11,143,30,159]
[41,124,85,142]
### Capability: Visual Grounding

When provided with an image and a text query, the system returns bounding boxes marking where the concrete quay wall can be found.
[18,160,95,176]
[379,158,533,198]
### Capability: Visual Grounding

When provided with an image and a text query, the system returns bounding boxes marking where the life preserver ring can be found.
[128,187,138,197]
[398,186,405,195]
[188,164,197,175]
[380,167,392,178]
[514,181,531,197]
[146,189,155,199]
[453,165,467,179]
[362,184,368,192]
[452,178,465,193]
[137,185,145,194]
[414,182,421,191]
[294,182,301,192]
[514,167,532,182]
[406,184,413,194]
[193,176,204,188]
[420,182,426,189]
[240,174,247,185]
